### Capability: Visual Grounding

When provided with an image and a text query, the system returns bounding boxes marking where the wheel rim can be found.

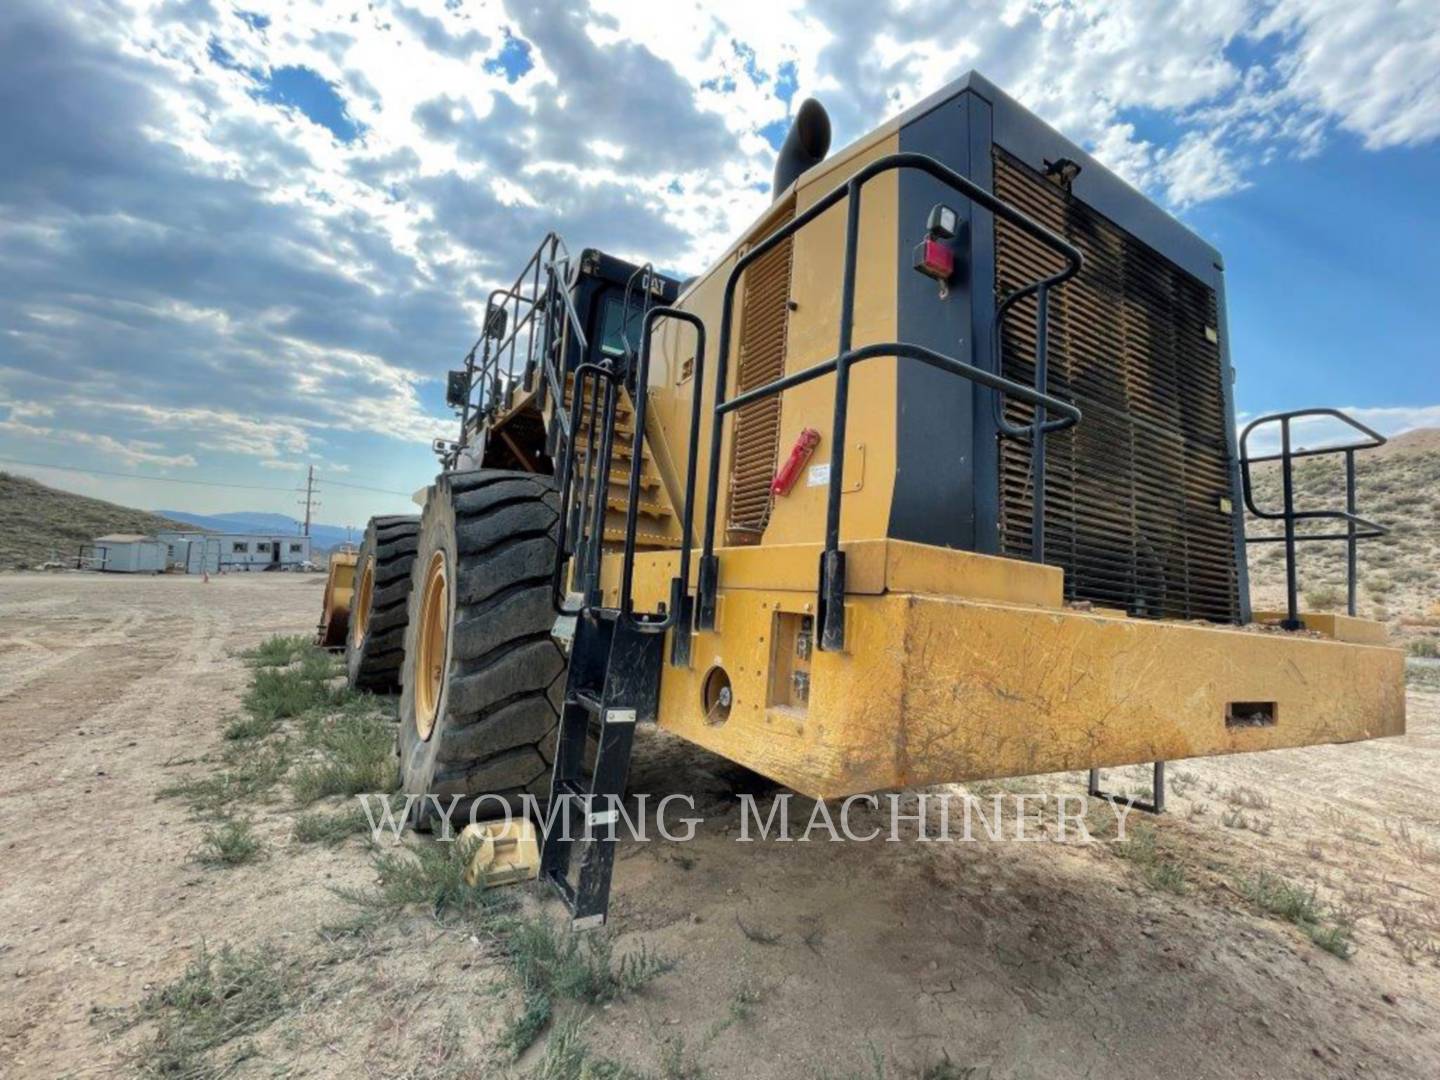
[351,557,374,649]
[415,550,448,741]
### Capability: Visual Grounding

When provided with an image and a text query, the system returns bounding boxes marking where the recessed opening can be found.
[1226,701,1277,728]
[702,666,732,726]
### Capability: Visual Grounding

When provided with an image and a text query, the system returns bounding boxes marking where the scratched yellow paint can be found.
[603,542,1406,800]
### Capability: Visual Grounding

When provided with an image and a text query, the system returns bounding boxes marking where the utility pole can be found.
[297,465,319,537]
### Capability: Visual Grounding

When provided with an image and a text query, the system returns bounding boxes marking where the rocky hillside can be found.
[1244,428,1440,641]
[0,472,196,570]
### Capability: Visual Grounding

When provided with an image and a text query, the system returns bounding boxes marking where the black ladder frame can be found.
[540,270,708,928]
[538,610,667,930]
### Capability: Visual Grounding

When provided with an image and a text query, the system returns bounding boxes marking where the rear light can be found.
[771,427,821,496]
[913,237,954,282]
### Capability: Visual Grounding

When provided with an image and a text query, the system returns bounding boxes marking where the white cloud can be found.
[1156,130,1250,208]
[0,412,199,469]
[1258,0,1440,150]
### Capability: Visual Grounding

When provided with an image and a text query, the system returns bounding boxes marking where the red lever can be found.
[771,427,821,496]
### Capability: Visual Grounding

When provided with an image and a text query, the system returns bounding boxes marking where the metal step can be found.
[540,615,665,930]
[601,527,672,547]
[604,495,672,520]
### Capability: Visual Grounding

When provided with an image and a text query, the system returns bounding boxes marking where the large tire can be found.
[398,471,568,821]
[345,515,420,692]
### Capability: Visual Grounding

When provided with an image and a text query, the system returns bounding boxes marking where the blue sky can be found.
[1,0,1437,530]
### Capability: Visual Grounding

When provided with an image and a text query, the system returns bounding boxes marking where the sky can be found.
[1,0,1438,531]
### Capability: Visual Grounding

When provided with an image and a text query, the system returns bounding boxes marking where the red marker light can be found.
[914,236,954,282]
[771,427,821,496]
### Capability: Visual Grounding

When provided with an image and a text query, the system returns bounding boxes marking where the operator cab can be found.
[441,246,679,475]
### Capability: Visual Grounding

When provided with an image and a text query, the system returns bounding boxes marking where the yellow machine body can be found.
[481,74,1406,799]
[316,550,358,650]
[595,541,1403,799]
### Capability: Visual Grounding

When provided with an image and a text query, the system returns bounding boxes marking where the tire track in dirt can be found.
[0,574,317,1076]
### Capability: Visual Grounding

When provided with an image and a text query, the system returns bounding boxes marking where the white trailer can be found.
[87,535,167,573]
[215,533,311,571]
[155,531,311,572]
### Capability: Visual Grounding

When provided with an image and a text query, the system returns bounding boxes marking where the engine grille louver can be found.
[726,213,795,542]
[993,148,1240,623]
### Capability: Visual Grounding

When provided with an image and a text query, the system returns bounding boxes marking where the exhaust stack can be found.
[771,98,831,200]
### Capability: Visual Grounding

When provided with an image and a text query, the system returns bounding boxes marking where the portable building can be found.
[154,531,311,572]
[89,534,167,573]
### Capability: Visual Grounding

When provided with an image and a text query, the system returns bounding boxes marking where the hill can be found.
[0,472,197,571]
[155,509,354,552]
[1245,427,1440,631]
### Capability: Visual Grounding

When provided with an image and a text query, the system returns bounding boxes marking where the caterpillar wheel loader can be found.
[371,72,1403,929]
[315,548,358,649]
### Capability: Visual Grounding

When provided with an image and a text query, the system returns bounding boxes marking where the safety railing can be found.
[551,359,620,616]
[551,262,659,615]
[1239,408,1387,629]
[621,306,706,662]
[691,151,1084,652]
[451,233,586,464]
[549,263,706,661]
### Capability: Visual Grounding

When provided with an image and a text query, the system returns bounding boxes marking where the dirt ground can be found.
[2,571,1439,1078]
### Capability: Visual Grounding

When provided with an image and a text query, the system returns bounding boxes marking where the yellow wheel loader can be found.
[315,548,358,649]
[375,73,1402,928]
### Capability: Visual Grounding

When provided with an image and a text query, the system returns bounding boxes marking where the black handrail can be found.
[620,308,706,659]
[552,360,621,616]
[458,234,585,460]
[693,151,1084,651]
[1239,408,1387,628]
[456,285,536,457]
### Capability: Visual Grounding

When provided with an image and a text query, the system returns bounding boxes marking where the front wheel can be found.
[397,471,568,821]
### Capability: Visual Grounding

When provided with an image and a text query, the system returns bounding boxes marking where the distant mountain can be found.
[0,473,197,570]
[155,509,355,552]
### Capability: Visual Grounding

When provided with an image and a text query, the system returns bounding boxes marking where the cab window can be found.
[597,295,645,360]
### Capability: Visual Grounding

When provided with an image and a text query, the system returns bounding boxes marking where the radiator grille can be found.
[726,217,794,542]
[993,148,1240,622]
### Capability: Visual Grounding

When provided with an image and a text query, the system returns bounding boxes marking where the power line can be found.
[0,454,413,498]
[322,476,415,496]
[1,455,294,491]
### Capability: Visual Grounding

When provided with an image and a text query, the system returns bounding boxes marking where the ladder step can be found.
[572,689,603,715]
[604,496,672,519]
[602,527,672,547]
[575,425,635,443]
[608,469,661,489]
[545,869,578,906]
[554,777,589,801]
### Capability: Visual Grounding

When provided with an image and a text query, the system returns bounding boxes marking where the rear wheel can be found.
[345,515,421,692]
[398,471,568,822]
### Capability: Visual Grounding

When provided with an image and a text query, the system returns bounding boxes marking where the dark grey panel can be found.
[889,91,980,549]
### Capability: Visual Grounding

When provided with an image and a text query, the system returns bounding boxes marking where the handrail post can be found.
[620,308,705,647]
[1345,448,1358,617]
[1280,417,1301,630]
[819,178,863,652]
[1030,283,1049,563]
[696,276,741,632]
